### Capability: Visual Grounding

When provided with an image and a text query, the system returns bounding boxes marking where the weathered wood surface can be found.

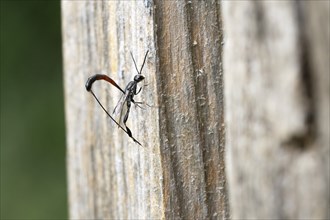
[153,1,228,219]
[62,1,162,219]
[222,1,330,219]
[62,0,227,219]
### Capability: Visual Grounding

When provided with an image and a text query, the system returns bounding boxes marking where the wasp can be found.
[85,50,149,146]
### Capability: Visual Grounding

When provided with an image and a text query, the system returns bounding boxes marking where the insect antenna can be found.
[139,50,149,74]
[130,51,140,74]
[130,50,149,74]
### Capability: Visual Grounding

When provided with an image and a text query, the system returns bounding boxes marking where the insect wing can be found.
[113,92,125,114]
[118,97,128,129]
[113,92,128,128]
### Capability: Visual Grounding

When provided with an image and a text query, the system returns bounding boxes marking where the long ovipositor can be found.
[85,50,149,146]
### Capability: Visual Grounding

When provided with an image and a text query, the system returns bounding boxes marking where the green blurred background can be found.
[1,1,67,219]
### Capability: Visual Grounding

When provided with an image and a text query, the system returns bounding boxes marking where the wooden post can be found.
[222,1,329,219]
[62,1,227,219]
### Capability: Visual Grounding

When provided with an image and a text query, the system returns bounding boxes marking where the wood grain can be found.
[62,0,228,219]
[222,1,329,219]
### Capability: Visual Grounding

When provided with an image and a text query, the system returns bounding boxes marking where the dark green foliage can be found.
[1,1,67,219]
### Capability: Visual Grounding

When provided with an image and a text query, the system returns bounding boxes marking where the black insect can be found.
[85,50,149,146]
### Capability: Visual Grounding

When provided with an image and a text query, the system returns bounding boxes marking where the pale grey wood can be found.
[223,1,329,219]
[62,1,162,219]
[62,0,228,219]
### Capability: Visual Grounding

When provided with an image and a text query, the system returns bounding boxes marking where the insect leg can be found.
[131,100,146,110]
[88,89,142,146]
[135,87,143,95]
[135,82,150,95]
[122,101,141,144]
